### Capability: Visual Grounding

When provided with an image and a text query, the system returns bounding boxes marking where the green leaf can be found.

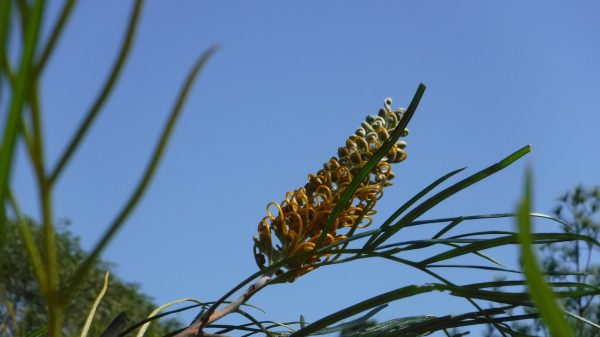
[368,145,532,249]
[81,271,110,337]
[62,44,219,304]
[35,0,78,73]
[563,310,600,331]
[136,298,204,337]
[403,212,571,231]
[289,284,442,337]
[0,0,44,286]
[516,167,573,337]
[308,304,388,335]
[25,325,50,337]
[363,167,466,248]
[49,0,145,184]
[417,232,599,266]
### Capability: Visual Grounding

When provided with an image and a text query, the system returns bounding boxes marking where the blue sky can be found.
[11,1,600,336]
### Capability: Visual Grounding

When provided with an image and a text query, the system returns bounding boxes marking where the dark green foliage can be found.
[0,218,182,337]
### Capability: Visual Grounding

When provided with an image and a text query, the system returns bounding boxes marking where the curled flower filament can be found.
[253,98,410,280]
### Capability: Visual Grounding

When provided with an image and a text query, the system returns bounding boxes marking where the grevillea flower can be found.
[253,98,410,279]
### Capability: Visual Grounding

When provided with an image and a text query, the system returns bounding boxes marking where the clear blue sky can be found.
[12,1,600,336]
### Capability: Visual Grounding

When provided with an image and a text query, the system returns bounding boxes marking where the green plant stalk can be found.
[14,0,28,35]
[49,0,144,185]
[0,0,13,270]
[0,0,44,292]
[62,44,219,304]
[7,188,48,293]
[314,83,426,250]
[35,0,78,74]
[0,0,12,76]
[517,167,574,337]
[25,77,65,337]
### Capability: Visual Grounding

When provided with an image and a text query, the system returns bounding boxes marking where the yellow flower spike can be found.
[253,97,412,280]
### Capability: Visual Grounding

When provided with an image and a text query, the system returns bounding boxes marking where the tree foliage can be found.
[0,218,182,337]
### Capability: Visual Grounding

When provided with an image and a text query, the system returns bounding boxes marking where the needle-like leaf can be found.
[62,45,219,304]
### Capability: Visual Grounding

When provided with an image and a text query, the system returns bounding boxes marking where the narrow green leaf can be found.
[404,212,571,231]
[119,304,202,336]
[341,315,436,337]
[364,167,466,248]
[25,325,50,337]
[49,0,144,184]
[369,145,532,248]
[289,284,440,337]
[314,83,426,250]
[465,280,600,292]
[0,0,44,280]
[7,188,48,293]
[81,271,110,337]
[516,168,573,337]
[35,0,78,73]
[62,45,219,304]
[427,264,592,276]
[418,232,598,266]
[136,298,204,337]
[447,287,597,304]
[308,304,388,335]
[213,320,303,336]
[432,217,465,239]
[563,310,600,330]
[443,242,504,267]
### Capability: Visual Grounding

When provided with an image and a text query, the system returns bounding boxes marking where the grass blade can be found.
[516,167,573,337]
[369,145,532,248]
[62,45,219,303]
[81,271,109,337]
[314,83,426,250]
[49,0,144,184]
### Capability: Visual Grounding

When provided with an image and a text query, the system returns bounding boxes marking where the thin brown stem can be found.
[175,270,276,337]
